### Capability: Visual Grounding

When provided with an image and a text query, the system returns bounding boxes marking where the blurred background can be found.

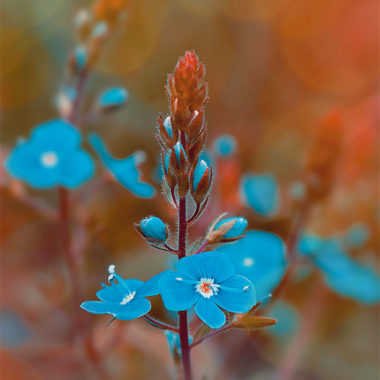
[1,0,379,379]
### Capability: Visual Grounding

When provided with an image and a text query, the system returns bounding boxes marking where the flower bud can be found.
[206,213,247,244]
[163,116,173,139]
[136,216,168,243]
[158,115,177,148]
[191,159,212,204]
[97,87,128,112]
[214,217,248,239]
[169,142,187,173]
[187,110,204,139]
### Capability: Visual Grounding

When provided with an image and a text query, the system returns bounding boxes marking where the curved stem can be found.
[178,196,193,380]
[143,315,179,332]
[190,324,231,349]
[193,241,208,255]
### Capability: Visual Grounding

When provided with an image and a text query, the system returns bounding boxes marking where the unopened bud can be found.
[97,87,128,112]
[206,214,247,244]
[214,217,247,239]
[169,142,187,173]
[191,159,212,203]
[136,216,168,243]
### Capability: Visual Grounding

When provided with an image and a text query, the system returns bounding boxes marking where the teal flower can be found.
[159,252,256,329]
[217,231,286,300]
[89,133,155,198]
[212,134,237,157]
[241,174,280,216]
[81,266,165,321]
[5,120,94,189]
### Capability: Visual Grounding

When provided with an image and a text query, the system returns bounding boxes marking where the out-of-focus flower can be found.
[214,217,248,239]
[89,133,155,198]
[241,174,280,216]
[97,87,128,111]
[5,120,94,189]
[165,331,193,359]
[299,235,380,304]
[217,231,286,300]
[159,252,256,329]
[81,265,163,321]
[137,216,168,243]
[213,134,237,157]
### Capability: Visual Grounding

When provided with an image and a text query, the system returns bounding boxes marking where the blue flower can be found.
[89,133,155,198]
[98,87,128,110]
[81,266,165,321]
[299,235,380,304]
[212,134,237,157]
[241,174,280,216]
[139,216,168,242]
[5,120,94,189]
[217,231,286,300]
[214,217,248,239]
[159,252,256,329]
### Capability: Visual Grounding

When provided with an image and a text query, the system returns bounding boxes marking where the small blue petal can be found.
[139,271,170,297]
[89,133,155,198]
[173,142,186,166]
[116,298,151,320]
[298,235,323,256]
[163,117,173,139]
[176,251,234,283]
[213,134,237,157]
[98,87,128,108]
[80,301,120,315]
[195,298,226,329]
[159,272,199,311]
[214,217,247,239]
[192,160,209,192]
[96,284,123,303]
[214,274,256,313]
[241,174,280,216]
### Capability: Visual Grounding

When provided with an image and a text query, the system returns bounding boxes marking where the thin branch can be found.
[143,315,179,332]
[190,324,232,348]
[186,203,200,225]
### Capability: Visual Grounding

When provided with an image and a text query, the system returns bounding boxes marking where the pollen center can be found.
[243,257,254,267]
[120,291,136,305]
[196,278,220,298]
[40,151,59,168]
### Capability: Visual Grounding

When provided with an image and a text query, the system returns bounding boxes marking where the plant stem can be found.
[191,324,231,348]
[143,315,179,332]
[193,241,208,255]
[178,196,193,380]
[58,187,84,334]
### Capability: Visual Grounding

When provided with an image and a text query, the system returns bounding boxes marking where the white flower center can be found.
[195,278,220,299]
[40,151,58,168]
[120,291,136,305]
[243,257,254,267]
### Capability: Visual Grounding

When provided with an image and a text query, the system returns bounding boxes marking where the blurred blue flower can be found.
[165,330,193,358]
[81,266,164,321]
[212,134,237,157]
[74,45,87,70]
[299,234,380,304]
[214,216,248,239]
[5,120,94,189]
[98,87,128,110]
[241,174,280,216]
[159,251,256,329]
[217,231,286,300]
[89,133,155,198]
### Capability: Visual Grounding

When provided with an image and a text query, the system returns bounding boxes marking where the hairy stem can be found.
[178,196,193,380]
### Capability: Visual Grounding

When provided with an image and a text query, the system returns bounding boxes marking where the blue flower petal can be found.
[116,297,151,320]
[176,251,234,283]
[217,231,286,300]
[139,271,170,297]
[96,284,123,303]
[59,150,95,188]
[241,174,280,216]
[5,143,38,179]
[214,274,256,313]
[298,235,323,256]
[89,133,155,198]
[159,272,199,311]
[31,120,81,152]
[80,301,120,315]
[195,298,226,329]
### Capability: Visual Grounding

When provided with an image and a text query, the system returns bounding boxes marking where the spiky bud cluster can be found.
[157,51,212,210]
[303,110,343,201]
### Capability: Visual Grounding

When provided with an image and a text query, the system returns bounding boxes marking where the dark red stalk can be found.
[178,196,193,380]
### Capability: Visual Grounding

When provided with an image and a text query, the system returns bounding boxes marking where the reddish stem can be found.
[190,324,231,348]
[193,241,208,255]
[178,196,193,380]
[143,315,179,332]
